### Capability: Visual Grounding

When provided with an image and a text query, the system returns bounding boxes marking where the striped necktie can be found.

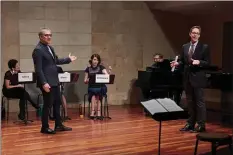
[188,44,195,63]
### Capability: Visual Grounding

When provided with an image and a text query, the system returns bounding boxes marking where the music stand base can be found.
[158,120,161,155]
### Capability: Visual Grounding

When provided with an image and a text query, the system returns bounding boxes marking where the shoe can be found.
[64,116,71,120]
[34,104,40,110]
[18,114,25,121]
[96,110,103,120]
[180,124,194,132]
[55,125,72,131]
[191,126,206,133]
[89,116,95,120]
[41,128,56,134]
[96,116,103,120]
[89,110,96,120]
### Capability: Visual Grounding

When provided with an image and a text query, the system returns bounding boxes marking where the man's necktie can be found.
[47,46,54,59]
[188,44,194,64]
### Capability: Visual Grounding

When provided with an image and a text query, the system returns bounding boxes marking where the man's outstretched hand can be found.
[69,53,77,62]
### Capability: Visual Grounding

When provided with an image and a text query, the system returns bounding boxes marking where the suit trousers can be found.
[184,80,206,127]
[40,86,62,129]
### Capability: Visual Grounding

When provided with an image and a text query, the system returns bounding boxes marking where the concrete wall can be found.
[1,1,175,111]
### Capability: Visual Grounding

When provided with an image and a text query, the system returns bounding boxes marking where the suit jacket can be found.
[32,42,71,87]
[179,42,211,88]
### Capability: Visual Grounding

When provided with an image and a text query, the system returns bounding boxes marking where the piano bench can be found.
[194,132,233,155]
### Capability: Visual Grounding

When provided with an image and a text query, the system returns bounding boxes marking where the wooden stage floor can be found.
[1,105,232,155]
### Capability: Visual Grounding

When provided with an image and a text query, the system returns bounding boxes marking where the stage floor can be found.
[1,105,232,155]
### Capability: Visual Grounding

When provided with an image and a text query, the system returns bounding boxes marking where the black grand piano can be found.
[136,59,233,125]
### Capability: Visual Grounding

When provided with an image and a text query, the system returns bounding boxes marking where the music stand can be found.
[141,98,188,155]
[58,72,79,121]
[88,74,115,119]
[17,72,36,125]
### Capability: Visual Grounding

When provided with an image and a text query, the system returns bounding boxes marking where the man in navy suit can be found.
[171,26,210,132]
[32,28,77,134]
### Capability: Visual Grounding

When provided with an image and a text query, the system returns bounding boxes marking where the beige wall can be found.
[91,2,174,104]
[1,1,175,111]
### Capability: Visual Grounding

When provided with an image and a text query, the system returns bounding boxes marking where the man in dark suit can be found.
[171,26,210,132]
[32,28,77,134]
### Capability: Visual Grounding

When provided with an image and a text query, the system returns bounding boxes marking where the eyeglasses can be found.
[191,32,200,35]
[43,34,52,37]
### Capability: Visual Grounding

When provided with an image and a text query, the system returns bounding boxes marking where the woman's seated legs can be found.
[88,87,102,119]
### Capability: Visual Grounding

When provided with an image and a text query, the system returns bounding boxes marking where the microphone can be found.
[171,56,178,72]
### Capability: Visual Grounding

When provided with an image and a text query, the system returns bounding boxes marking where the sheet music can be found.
[141,99,167,115]
[156,98,184,112]
[18,73,33,82]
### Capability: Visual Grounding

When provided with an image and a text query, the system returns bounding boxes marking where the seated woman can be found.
[87,60,112,98]
[2,59,39,120]
[84,54,109,119]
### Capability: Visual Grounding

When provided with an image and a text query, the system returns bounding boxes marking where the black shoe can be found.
[33,104,40,110]
[89,116,95,120]
[18,114,25,121]
[41,128,56,134]
[64,116,71,120]
[180,124,194,132]
[191,126,206,133]
[55,125,72,132]
[96,116,103,120]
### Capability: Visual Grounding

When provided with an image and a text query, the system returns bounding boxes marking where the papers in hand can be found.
[171,56,178,72]
[141,98,183,115]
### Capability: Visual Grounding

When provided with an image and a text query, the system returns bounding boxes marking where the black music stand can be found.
[58,72,79,121]
[141,98,188,155]
[17,72,37,125]
[88,74,115,120]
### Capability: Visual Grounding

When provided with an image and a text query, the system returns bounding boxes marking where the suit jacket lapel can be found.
[184,43,190,58]
[48,45,56,61]
[39,42,55,62]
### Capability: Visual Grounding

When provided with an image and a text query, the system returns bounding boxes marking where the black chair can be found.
[194,132,233,155]
[1,95,15,122]
[1,95,31,123]
[83,92,109,119]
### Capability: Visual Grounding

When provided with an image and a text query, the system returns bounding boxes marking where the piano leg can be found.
[221,91,233,125]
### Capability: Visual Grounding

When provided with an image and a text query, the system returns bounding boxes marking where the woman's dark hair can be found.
[8,59,18,70]
[90,54,101,65]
